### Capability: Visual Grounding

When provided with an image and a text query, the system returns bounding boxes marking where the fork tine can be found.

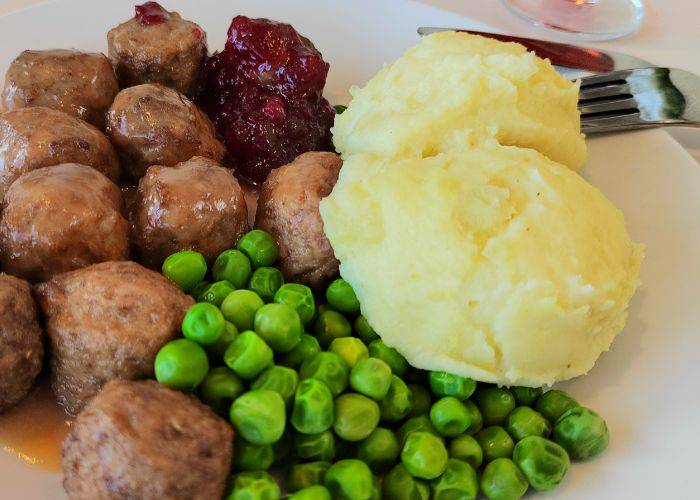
[579,97,638,116]
[579,70,631,88]
[579,82,631,100]
[580,112,644,133]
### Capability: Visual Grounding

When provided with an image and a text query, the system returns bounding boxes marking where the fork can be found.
[579,68,700,134]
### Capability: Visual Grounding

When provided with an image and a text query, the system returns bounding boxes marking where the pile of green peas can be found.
[154,229,611,499]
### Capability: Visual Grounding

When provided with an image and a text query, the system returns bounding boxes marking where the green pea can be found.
[299,351,348,397]
[224,330,273,380]
[233,438,274,471]
[428,372,476,400]
[474,387,516,426]
[448,434,483,469]
[553,406,609,460]
[431,458,478,500]
[213,249,252,289]
[314,310,352,348]
[505,406,551,441]
[280,333,321,369]
[221,289,265,332]
[408,384,432,417]
[349,358,392,400]
[397,416,439,449]
[294,430,336,462]
[326,278,360,314]
[354,315,379,344]
[329,337,368,368]
[248,266,284,301]
[401,431,448,480]
[324,459,374,500]
[287,461,331,492]
[382,463,430,500]
[463,400,483,435]
[162,250,207,292]
[430,397,472,438]
[510,386,543,407]
[154,339,209,390]
[316,303,334,316]
[368,340,408,377]
[206,321,239,363]
[251,365,299,407]
[274,283,316,325]
[253,303,302,353]
[513,436,569,491]
[291,378,334,434]
[228,471,280,500]
[273,427,292,464]
[230,389,286,445]
[534,390,578,423]
[237,230,279,268]
[380,375,413,422]
[356,427,400,473]
[480,458,528,500]
[190,280,211,299]
[182,302,225,346]
[289,485,332,500]
[197,280,236,306]
[334,393,380,441]
[198,366,245,414]
[334,104,348,114]
[475,426,515,463]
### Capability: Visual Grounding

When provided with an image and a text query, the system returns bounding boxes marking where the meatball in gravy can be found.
[256,151,342,288]
[1,49,119,129]
[62,380,232,500]
[0,274,43,413]
[0,107,120,200]
[34,261,193,415]
[133,156,248,268]
[0,163,129,282]
[106,83,224,180]
[108,3,207,97]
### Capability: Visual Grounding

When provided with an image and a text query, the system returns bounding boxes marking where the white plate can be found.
[1,1,698,499]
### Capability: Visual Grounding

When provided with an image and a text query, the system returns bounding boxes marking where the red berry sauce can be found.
[198,16,334,184]
[134,2,171,26]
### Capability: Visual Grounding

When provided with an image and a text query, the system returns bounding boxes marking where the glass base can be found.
[502,0,644,41]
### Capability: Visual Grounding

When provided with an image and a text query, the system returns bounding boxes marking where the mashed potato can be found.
[332,32,586,170]
[320,147,643,386]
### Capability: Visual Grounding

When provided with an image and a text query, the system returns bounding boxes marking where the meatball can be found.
[108,3,207,97]
[62,379,232,500]
[106,83,225,180]
[0,273,43,412]
[0,164,129,282]
[34,261,193,415]
[133,156,248,268]
[1,49,119,129]
[256,151,342,287]
[0,107,120,200]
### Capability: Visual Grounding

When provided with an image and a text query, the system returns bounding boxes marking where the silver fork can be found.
[579,68,700,134]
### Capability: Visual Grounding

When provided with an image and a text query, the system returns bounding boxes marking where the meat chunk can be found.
[34,261,193,415]
[133,156,248,268]
[0,107,120,200]
[0,164,129,282]
[62,379,232,500]
[255,151,341,288]
[1,49,119,129]
[106,83,225,180]
[108,3,207,97]
[0,273,43,412]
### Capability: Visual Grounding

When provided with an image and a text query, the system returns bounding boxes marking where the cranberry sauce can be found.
[134,2,171,26]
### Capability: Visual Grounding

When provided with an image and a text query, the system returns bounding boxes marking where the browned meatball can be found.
[0,107,120,200]
[106,84,225,180]
[108,7,207,97]
[256,151,342,288]
[0,164,129,282]
[1,50,119,129]
[0,273,43,412]
[62,379,232,500]
[133,156,248,268]
[34,261,193,416]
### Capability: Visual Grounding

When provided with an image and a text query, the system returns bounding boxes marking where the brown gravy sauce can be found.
[0,380,70,472]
